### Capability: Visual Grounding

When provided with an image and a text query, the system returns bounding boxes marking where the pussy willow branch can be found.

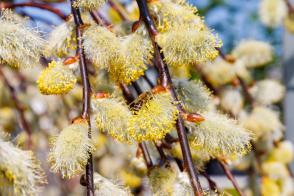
[285,0,294,13]
[0,67,32,148]
[0,2,67,20]
[135,0,203,195]
[219,160,244,196]
[70,1,94,195]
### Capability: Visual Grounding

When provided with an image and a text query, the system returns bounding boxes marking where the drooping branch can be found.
[0,2,67,20]
[218,159,244,196]
[70,1,94,195]
[135,0,203,195]
[0,67,32,148]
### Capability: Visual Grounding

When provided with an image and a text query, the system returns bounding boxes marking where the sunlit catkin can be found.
[259,0,287,28]
[173,79,213,112]
[269,140,294,164]
[37,61,77,95]
[0,10,45,68]
[186,112,252,159]
[147,0,205,32]
[202,58,236,88]
[0,137,46,196]
[94,173,132,196]
[92,95,133,143]
[148,167,177,195]
[127,92,178,142]
[109,33,153,84]
[242,106,284,139]
[220,88,244,116]
[73,0,106,10]
[250,79,285,105]
[83,25,121,69]
[48,120,95,178]
[44,17,76,57]
[156,27,222,66]
[232,40,273,68]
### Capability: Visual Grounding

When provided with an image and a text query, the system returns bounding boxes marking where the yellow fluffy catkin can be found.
[242,106,284,139]
[147,0,205,32]
[202,58,236,88]
[73,0,106,10]
[259,0,288,28]
[156,26,222,67]
[83,25,121,69]
[44,17,76,57]
[91,96,133,143]
[0,10,45,68]
[48,120,95,178]
[127,92,178,142]
[250,79,285,105]
[231,40,273,68]
[109,33,153,84]
[186,111,252,159]
[0,137,47,196]
[37,61,77,95]
[94,173,132,196]
[220,88,244,116]
[173,79,213,113]
[148,167,177,195]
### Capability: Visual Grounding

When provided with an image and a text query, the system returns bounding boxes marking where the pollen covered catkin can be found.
[44,17,76,57]
[37,61,77,95]
[0,10,45,68]
[173,79,213,113]
[92,95,133,143]
[73,0,106,10]
[186,111,252,159]
[127,92,178,142]
[109,33,153,84]
[232,40,273,68]
[0,135,47,196]
[94,173,132,196]
[48,120,95,178]
[156,26,222,66]
[83,25,121,69]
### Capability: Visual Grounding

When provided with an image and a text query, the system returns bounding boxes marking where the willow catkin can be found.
[91,95,133,143]
[37,61,77,95]
[156,26,222,66]
[0,10,45,68]
[48,120,95,178]
[0,136,47,196]
[127,92,178,142]
[232,40,273,68]
[186,111,252,159]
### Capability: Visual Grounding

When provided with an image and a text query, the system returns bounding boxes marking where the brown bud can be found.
[152,85,167,94]
[94,92,110,99]
[225,54,236,63]
[63,55,80,65]
[182,113,205,123]
[132,20,141,33]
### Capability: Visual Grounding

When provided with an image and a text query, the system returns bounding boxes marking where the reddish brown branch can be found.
[70,1,94,195]
[135,0,203,195]
[0,2,67,20]
[0,68,32,148]
[218,160,244,196]
[108,0,130,21]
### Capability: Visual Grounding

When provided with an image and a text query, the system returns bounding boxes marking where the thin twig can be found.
[200,171,219,193]
[0,68,32,148]
[218,159,244,196]
[70,1,94,195]
[0,2,67,20]
[108,0,130,21]
[135,0,203,195]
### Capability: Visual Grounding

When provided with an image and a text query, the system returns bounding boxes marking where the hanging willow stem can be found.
[0,2,67,20]
[0,67,32,149]
[135,0,203,195]
[70,1,94,195]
